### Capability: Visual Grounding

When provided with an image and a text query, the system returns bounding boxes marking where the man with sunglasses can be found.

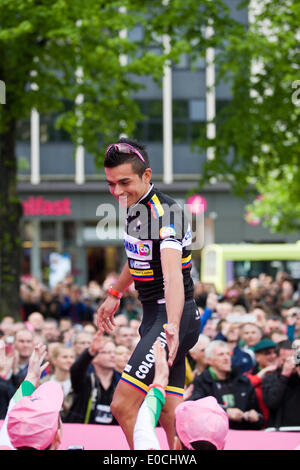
[96,138,200,449]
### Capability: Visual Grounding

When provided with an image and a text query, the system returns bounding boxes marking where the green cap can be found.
[254,338,277,353]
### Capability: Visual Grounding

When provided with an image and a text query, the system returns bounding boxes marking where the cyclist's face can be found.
[105,163,152,208]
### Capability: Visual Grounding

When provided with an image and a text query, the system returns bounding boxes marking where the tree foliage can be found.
[0,0,237,316]
[194,0,300,233]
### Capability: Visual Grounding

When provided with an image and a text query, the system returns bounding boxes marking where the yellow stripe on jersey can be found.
[129,269,154,277]
[182,255,191,265]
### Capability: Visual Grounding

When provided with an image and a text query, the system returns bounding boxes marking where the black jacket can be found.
[189,367,264,430]
[0,378,14,419]
[64,348,121,424]
[262,370,300,428]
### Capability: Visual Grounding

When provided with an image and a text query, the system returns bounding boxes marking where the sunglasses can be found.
[105,143,145,163]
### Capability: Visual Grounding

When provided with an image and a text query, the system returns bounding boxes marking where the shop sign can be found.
[21,196,72,216]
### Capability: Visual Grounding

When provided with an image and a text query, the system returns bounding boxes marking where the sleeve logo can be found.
[160,224,176,239]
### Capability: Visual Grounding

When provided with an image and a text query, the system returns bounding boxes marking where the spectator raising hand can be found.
[25,343,49,388]
[0,340,19,380]
[88,328,111,357]
[65,327,121,425]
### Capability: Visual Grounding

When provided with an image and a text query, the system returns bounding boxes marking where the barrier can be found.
[1,421,300,450]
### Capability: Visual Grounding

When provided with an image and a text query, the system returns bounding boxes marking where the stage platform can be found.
[1,421,300,450]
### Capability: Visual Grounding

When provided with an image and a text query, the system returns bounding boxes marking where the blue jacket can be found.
[200,307,213,333]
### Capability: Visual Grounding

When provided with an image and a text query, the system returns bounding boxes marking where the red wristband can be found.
[108,287,123,299]
[148,383,166,397]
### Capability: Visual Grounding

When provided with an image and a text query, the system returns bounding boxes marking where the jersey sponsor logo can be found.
[124,233,153,260]
[124,364,132,373]
[129,268,154,281]
[124,240,151,258]
[160,224,176,239]
[129,260,151,269]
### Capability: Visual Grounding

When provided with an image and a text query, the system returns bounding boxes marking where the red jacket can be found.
[246,366,269,426]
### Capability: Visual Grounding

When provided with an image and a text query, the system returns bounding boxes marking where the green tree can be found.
[194,0,300,234]
[0,0,236,317]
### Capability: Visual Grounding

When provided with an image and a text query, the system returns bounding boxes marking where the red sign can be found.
[21,196,72,216]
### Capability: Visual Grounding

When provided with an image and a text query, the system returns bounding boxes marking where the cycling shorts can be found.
[120,298,201,397]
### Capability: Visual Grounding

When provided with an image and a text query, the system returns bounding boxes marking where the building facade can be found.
[17,1,299,287]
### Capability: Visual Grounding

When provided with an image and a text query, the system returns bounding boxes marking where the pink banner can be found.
[1,421,300,450]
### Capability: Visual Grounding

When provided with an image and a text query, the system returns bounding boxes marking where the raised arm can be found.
[133,338,169,450]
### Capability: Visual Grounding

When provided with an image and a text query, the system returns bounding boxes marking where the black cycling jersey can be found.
[124,184,194,303]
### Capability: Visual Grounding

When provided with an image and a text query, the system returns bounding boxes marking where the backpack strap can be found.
[84,372,99,424]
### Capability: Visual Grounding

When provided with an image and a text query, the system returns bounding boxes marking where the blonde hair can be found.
[51,344,73,359]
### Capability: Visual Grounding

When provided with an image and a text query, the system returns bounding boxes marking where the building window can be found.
[41,221,56,241]
[173,99,206,143]
[135,99,163,142]
[63,221,76,249]
[40,101,73,143]
[16,119,30,142]
[40,113,72,143]
[173,53,206,71]
[135,98,206,143]
[216,99,232,128]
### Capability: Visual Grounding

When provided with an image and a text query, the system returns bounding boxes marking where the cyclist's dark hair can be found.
[104,137,150,178]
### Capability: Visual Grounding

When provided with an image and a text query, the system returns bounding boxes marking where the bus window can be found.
[203,250,217,277]
[201,243,300,293]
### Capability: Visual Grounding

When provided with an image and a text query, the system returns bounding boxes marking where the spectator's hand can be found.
[164,323,179,367]
[12,348,20,375]
[88,328,110,356]
[255,310,266,330]
[257,364,277,379]
[0,340,15,379]
[226,407,244,422]
[243,409,259,423]
[183,383,194,401]
[153,338,169,389]
[281,355,296,377]
[96,296,120,333]
[25,343,49,388]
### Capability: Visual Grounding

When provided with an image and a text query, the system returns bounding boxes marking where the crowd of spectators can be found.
[1,269,300,433]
